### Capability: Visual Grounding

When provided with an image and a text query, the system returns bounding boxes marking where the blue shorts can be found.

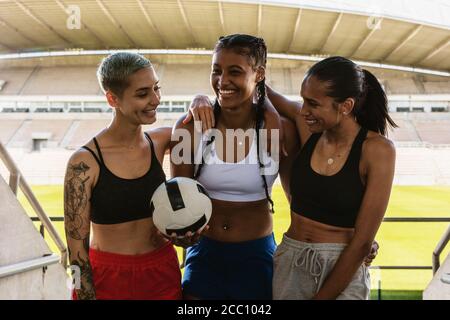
[182,233,276,300]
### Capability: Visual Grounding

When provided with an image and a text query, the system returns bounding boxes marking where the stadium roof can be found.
[0,0,449,74]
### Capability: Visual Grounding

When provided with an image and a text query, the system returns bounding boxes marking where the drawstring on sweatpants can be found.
[294,246,323,289]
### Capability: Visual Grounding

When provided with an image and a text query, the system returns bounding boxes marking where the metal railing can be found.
[432,224,450,274]
[442,273,450,284]
[377,218,450,274]
[0,142,67,269]
[0,254,60,279]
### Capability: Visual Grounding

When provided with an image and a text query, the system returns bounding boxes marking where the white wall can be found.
[0,176,70,299]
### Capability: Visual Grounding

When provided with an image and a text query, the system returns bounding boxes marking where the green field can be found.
[18,185,450,300]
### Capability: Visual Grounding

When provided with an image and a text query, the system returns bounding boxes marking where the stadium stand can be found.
[20,66,100,96]
[1,112,450,186]
[159,64,211,95]
[7,119,73,149]
[385,78,420,94]
[387,119,421,142]
[424,81,450,94]
[2,64,448,99]
[0,120,24,145]
[414,120,450,144]
[0,68,35,95]
[267,68,294,94]
[390,113,450,144]
[64,119,111,149]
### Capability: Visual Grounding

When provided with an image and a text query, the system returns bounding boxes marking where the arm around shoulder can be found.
[170,116,197,178]
[278,117,300,202]
[266,84,302,122]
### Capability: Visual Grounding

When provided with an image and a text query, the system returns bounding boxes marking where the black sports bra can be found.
[289,128,368,228]
[81,132,166,225]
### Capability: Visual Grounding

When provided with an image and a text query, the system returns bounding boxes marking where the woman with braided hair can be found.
[186,54,385,300]
[171,34,290,300]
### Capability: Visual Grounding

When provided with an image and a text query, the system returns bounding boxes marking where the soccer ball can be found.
[150,177,212,238]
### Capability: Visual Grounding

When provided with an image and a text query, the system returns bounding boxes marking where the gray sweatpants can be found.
[273,234,370,300]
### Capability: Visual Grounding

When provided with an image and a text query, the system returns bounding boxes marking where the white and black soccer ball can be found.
[150,177,212,238]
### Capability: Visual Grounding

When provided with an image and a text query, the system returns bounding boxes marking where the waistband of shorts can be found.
[199,233,275,249]
[280,233,347,252]
[89,241,176,267]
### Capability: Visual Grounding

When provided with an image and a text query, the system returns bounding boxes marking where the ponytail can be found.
[356,70,397,135]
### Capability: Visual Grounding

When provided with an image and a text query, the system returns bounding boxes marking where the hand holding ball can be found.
[151,177,212,238]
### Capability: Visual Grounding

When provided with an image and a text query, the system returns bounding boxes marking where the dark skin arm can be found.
[278,116,300,202]
[64,150,96,300]
[313,137,395,299]
[265,84,302,123]
[183,94,286,156]
[168,115,209,248]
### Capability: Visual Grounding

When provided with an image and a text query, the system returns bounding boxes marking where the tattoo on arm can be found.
[65,161,90,239]
[64,160,96,299]
[71,253,96,300]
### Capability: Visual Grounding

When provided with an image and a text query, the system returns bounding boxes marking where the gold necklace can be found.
[326,145,351,166]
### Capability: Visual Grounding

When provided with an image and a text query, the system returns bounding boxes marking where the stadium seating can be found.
[424,81,450,94]
[65,119,111,149]
[20,67,100,95]
[413,120,450,144]
[7,119,73,148]
[159,64,211,95]
[0,119,24,144]
[385,78,420,94]
[387,119,421,142]
[0,68,35,95]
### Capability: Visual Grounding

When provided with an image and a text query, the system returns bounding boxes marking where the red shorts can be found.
[72,241,182,300]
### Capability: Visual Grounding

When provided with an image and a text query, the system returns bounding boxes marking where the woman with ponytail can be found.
[170,34,289,299]
[266,56,396,299]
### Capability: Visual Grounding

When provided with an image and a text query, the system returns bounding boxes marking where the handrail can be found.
[0,254,60,279]
[432,224,450,274]
[0,142,67,268]
[442,273,450,284]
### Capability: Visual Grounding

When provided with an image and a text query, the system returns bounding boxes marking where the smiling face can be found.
[107,66,161,125]
[211,48,263,110]
[300,75,345,133]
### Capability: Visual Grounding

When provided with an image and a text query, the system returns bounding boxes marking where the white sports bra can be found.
[194,129,278,202]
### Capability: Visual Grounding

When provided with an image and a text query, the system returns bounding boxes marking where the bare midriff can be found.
[203,198,273,243]
[286,212,354,244]
[90,217,168,255]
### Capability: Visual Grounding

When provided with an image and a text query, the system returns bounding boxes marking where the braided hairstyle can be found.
[194,34,274,213]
